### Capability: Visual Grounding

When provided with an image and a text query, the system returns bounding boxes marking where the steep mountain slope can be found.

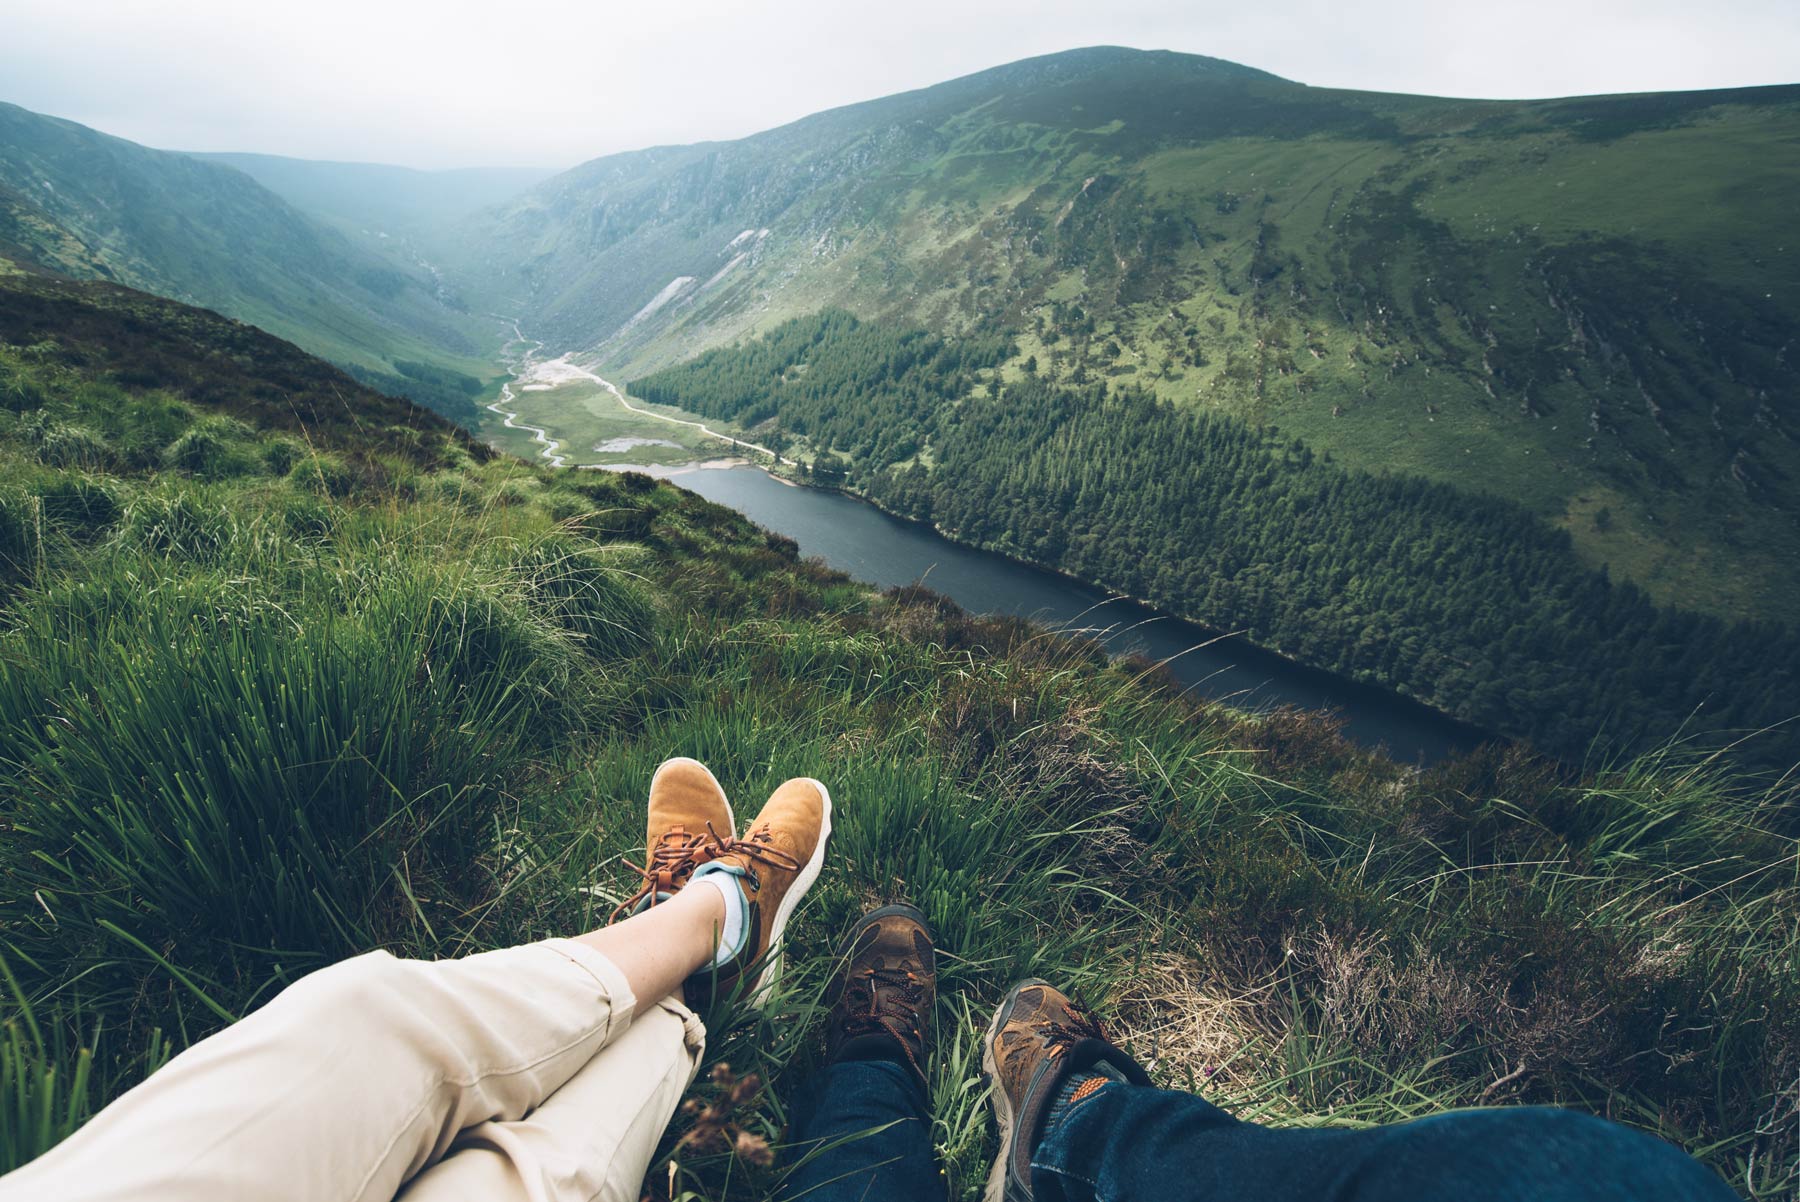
[633,310,1800,770]
[0,259,488,459]
[452,47,1800,621]
[0,102,498,417]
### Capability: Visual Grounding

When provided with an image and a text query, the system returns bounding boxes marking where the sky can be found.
[3,0,1797,170]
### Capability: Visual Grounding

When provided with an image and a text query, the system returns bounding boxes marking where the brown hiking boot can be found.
[826,904,936,1090]
[982,980,1149,1202]
[685,777,832,1006]
[609,757,736,923]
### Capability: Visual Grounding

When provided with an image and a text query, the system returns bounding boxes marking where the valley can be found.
[451,51,1800,625]
[3,38,1799,1199]
[477,331,767,470]
[3,46,1796,770]
[478,334,1492,761]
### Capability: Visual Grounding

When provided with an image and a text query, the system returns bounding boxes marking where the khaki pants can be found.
[0,940,706,1202]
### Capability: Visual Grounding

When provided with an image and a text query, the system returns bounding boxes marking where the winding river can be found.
[645,463,1491,765]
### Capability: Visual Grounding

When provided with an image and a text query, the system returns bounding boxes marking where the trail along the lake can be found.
[487,322,776,469]
[557,357,779,463]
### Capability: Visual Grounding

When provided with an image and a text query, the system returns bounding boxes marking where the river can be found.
[642,462,1491,764]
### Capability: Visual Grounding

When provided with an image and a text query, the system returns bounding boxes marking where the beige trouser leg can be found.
[0,939,706,1202]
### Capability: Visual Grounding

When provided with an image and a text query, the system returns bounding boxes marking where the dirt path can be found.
[560,358,779,463]
[486,321,778,469]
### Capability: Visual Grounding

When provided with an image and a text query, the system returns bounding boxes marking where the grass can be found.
[0,327,1796,1201]
[480,375,743,469]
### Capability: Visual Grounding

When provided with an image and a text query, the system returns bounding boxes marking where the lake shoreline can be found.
[665,460,1500,760]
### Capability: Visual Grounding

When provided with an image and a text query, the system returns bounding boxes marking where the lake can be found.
[650,463,1491,764]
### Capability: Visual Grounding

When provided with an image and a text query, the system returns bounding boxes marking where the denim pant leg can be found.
[782,1060,946,1202]
[1031,1083,1736,1202]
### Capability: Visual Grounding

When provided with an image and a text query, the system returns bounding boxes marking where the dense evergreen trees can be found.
[632,310,1010,468]
[635,313,1799,769]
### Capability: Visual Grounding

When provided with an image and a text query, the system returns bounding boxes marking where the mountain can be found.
[193,152,553,239]
[0,101,499,420]
[450,47,1800,625]
[1,263,1794,1198]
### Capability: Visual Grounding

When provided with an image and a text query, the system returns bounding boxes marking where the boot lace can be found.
[707,825,802,892]
[842,964,928,1076]
[608,822,721,923]
[1036,998,1109,1061]
[842,965,926,1039]
[609,822,801,924]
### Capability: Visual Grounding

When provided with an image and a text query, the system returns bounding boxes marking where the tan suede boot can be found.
[609,757,736,922]
[685,776,832,1006]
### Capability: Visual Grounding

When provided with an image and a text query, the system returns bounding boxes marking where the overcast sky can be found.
[3,0,1797,170]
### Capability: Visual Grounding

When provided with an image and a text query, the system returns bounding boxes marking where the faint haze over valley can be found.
[3,0,1800,168]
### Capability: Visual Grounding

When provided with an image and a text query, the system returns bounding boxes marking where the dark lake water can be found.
[650,463,1490,764]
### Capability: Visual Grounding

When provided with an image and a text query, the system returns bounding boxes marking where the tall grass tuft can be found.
[0,548,566,1014]
[0,960,92,1176]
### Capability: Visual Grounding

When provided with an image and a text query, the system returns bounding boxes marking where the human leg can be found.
[398,996,705,1202]
[781,905,945,1202]
[399,769,834,1202]
[785,1061,944,1202]
[0,758,741,1202]
[985,979,1735,1202]
[1032,1090,1736,1202]
[0,934,680,1202]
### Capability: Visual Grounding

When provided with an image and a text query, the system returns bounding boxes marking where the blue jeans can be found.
[782,1063,1735,1202]
[784,1060,946,1202]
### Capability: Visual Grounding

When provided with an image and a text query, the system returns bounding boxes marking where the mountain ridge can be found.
[0,100,499,418]
[443,46,1800,624]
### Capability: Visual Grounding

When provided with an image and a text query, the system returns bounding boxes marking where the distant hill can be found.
[0,101,499,420]
[449,47,1800,622]
[193,152,552,238]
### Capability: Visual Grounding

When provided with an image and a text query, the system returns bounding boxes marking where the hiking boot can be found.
[826,903,936,1090]
[686,777,832,1006]
[983,980,1150,1202]
[609,757,736,923]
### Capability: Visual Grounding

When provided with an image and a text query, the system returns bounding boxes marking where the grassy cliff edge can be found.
[1,277,1795,1199]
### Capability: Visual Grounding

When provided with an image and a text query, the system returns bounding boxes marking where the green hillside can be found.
[453,48,1800,623]
[0,102,500,419]
[633,310,1799,771]
[193,153,554,237]
[1,270,1795,1199]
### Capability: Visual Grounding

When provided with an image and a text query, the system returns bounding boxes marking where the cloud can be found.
[1,0,1795,168]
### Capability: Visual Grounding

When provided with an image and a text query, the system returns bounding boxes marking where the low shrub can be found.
[161,417,260,479]
[279,491,335,541]
[34,423,111,471]
[0,559,555,1005]
[260,436,306,476]
[288,452,361,498]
